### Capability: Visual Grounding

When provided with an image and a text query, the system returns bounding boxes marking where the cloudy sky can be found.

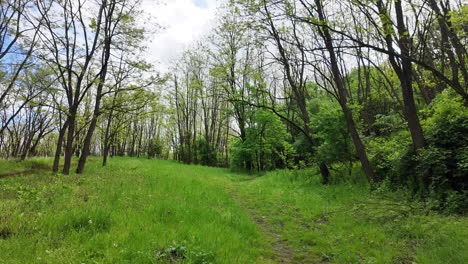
[141,0,221,72]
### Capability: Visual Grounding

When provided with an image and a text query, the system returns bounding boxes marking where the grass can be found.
[0,158,266,264]
[0,157,467,263]
[0,157,51,175]
[232,169,468,263]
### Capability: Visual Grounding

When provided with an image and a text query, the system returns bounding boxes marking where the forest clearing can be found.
[1,0,467,263]
[0,157,466,263]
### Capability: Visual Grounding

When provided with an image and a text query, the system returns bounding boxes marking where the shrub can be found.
[368,91,467,213]
[230,110,295,172]
[400,91,467,213]
[147,137,164,158]
[311,100,354,165]
[194,138,218,166]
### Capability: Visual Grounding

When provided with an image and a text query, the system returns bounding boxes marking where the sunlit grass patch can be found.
[0,157,265,264]
[234,167,468,264]
[0,157,466,263]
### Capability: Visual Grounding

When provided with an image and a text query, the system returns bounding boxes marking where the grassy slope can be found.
[0,157,466,264]
[0,158,265,264]
[233,170,468,263]
[0,158,51,175]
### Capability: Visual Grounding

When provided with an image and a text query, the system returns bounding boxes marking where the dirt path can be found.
[0,168,48,179]
[227,186,316,264]
[245,205,303,263]
[0,163,79,179]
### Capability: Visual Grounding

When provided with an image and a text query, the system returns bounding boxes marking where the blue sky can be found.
[193,0,208,8]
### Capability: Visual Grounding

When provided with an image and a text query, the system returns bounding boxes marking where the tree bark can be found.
[394,0,426,150]
[63,108,77,174]
[314,0,379,183]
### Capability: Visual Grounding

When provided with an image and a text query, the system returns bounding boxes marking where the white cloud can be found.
[141,0,220,72]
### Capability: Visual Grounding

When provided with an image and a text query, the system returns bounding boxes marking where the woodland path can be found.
[0,163,80,179]
[0,168,46,179]
[226,184,318,264]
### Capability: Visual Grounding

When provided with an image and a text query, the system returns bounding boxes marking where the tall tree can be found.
[36,0,107,174]
[77,0,146,173]
[258,1,331,182]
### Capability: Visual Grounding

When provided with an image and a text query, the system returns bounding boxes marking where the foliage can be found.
[147,137,165,158]
[230,110,295,172]
[310,98,354,166]
[194,138,218,167]
[369,91,468,213]
[403,91,467,213]
[367,130,412,182]
[291,134,314,168]
[346,66,402,136]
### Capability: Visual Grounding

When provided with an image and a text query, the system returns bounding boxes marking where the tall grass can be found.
[0,157,51,175]
[0,157,466,263]
[234,168,468,263]
[0,158,265,264]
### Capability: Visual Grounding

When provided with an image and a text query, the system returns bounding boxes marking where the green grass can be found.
[233,169,468,263]
[0,157,51,175]
[0,158,266,264]
[0,157,466,263]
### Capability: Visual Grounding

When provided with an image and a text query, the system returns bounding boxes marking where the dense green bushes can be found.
[230,110,295,172]
[310,99,354,167]
[194,138,219,167]
[147,137,167,159]
[226,86,467,212]
[406,92,467,212]
[369,91,467,213]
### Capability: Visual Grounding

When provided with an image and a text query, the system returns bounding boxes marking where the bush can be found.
[230,110,295,172]
[367,130,411,185]
[194,138,218,166]
[368,91,467,213]
[311,100,354,165]
[147,137,164,158]
[400,91,467,213]
[417,91,466,212]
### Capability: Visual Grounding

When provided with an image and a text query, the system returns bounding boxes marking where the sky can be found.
[141,0,220,72]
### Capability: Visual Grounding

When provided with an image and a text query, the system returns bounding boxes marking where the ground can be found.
[0,157,467,263]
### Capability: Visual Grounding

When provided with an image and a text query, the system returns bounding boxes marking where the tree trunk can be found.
[77,74,106,173]
[63,109,77,175]
[394,0,426,150]
[102,113,113,166]
[315,0,379,183]
[263,2,331,182]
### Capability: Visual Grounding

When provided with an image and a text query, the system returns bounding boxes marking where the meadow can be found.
[0,157,466,263]
[0,158,51,175]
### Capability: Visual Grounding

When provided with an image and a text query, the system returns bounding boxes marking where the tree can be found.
[77,0,147,173]
[36,0,107,174]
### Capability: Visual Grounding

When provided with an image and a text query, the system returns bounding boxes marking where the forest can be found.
[0,0,467,263]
